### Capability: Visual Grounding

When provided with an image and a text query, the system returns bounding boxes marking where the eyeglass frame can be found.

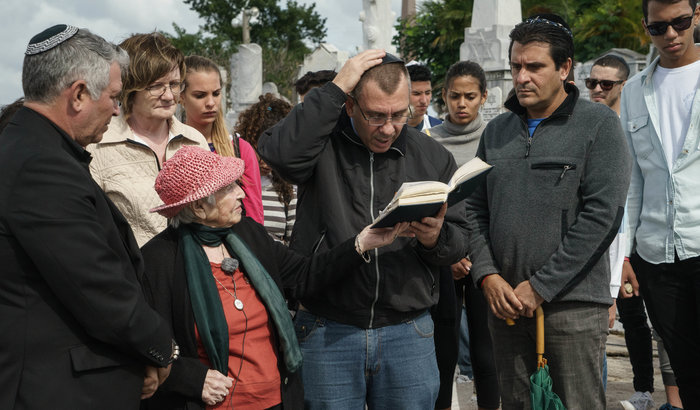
[350,95,413,127]
[644,15,694,36]
[144,81,185,97]
[584,78,624,91]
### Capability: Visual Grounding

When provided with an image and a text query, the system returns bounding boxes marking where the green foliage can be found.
[395,0,648,105]
[161,23,232,67]
[171,0,327,99]
[521,0,647,62]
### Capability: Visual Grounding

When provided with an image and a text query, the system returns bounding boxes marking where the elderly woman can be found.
[140,146,406,410]
[88,32,209,246]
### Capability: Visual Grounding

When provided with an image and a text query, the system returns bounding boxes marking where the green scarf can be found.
[180,223,303,374]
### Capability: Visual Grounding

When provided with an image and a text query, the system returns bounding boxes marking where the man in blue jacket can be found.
[466,14,631,408]
[620,0,700,407]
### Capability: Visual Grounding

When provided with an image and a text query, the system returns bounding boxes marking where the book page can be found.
[448,157,492,190]
[393,181,449,199]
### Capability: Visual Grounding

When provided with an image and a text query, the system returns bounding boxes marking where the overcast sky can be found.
[0,0,406,105]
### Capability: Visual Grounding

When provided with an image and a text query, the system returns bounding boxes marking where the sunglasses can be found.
[645,15,693,36]
[585,78,624,91]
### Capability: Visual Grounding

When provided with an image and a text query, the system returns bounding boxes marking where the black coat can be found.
[139,219,364,410]
[0,107,173,409]
[258,82,468,329]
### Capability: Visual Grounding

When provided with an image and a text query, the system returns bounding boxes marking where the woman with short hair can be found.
[88,32,209,246]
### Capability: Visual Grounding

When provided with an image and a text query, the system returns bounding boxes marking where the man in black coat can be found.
[0,25,176,409]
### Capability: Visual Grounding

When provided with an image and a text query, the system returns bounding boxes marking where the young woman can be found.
[181,55,264,225]
[428,61,500,410]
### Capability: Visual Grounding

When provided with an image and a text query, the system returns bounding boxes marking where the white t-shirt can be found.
[653,59,700,170]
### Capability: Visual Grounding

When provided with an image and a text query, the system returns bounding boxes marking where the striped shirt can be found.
[261,175,296,244]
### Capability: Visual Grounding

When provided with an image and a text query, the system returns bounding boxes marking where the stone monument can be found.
[297,43,348,75]
[359,0,396,53]
[295,43,348,102]
[226,43,263,129]
[461,0,522,120]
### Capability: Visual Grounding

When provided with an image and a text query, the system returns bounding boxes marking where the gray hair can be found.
[22,28,129,104]
[169,194,216,228]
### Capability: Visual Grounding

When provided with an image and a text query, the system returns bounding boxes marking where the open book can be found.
[371,157,492,228]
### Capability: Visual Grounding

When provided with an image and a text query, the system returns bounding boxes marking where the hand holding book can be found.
[371,157,492,228]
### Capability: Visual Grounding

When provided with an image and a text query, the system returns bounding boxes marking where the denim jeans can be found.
[294,309,439,409]
[458,306,473,377]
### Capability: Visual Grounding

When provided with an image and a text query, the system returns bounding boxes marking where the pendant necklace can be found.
[216,245,244,311]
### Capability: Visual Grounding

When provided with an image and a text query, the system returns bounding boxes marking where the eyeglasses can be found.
[144,81,184,97]
[644,15,694,36]
[352,96,413,126]
[584,78,624,91]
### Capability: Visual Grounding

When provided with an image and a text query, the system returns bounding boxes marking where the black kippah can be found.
[25,24,78,56]
[381,53,404,65]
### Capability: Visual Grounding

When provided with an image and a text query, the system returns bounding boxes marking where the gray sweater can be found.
[428,114,486,166]
[466,85,631,304]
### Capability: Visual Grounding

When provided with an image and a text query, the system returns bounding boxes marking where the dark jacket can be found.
[467,84,631,304]
[139,218,365,410]
[258,82,468,329]
[0,107,173,410]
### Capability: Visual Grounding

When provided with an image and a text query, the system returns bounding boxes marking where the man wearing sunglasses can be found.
[258,50,467,409]
[620,0,700,408]
[586,54,629,115]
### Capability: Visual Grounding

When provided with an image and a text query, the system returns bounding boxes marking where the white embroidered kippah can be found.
[25,24,79,55]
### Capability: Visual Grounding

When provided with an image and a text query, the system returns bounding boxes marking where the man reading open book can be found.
[258,50,467,409]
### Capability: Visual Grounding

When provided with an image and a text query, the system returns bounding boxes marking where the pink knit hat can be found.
[150,146,245,218]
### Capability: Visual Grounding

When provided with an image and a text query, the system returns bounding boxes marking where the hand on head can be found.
[333,49,386,94]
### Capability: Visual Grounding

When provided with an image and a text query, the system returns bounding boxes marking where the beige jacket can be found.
[88,115,209,246]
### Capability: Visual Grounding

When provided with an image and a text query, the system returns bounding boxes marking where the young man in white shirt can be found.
[406,64,442,133]
[620,0,700,407]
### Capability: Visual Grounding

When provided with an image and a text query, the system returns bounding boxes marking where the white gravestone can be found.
[461,0,521,71]
[461,0,522,120]
[226,43,263,129]
[230,43,263,106]
[298,43,348,76]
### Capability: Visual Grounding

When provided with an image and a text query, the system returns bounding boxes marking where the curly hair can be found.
[234,93,294,205]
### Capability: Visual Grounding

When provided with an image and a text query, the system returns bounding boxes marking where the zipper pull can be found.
[525,138,532,158]
[369,152,374,165]
[559,165,572,180]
